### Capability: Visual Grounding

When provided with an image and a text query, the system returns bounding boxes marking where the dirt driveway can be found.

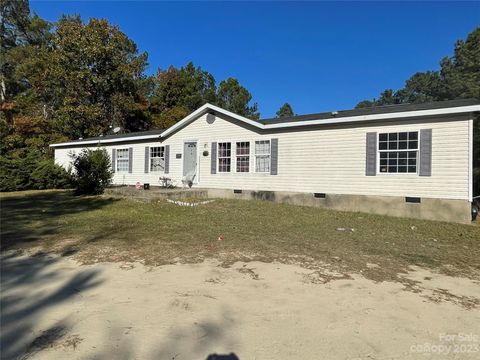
[1,252,479,360]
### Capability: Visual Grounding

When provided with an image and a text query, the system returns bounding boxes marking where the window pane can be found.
[378,132,420,174]
[150,146,165,158]
[236,142,250,155]
[218,143,232,172]
[116,149,129,171]
[255,140,270,155]
[117,160,128,172]
[236,142,250,172]
[218,158,231,172]
[256,155,270,172]
[236,156,249,172]
[117,149,128,159]
[151,158,165,172]
[150,147,165,172]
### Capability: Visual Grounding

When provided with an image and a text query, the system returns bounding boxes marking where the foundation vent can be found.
[314,193,326,199]
[405,197,421,203]
[233,189,242,194]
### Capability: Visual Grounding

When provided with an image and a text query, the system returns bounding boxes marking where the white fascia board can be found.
[263,105,480,130]
[160,103,264,138]
[49,134,161,148]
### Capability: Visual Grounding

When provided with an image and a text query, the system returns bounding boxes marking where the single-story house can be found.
[51,98,479,223]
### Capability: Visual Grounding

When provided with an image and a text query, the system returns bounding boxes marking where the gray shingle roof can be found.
[257,98,480,125]
[65,129,164,144]
[63,98,479,143]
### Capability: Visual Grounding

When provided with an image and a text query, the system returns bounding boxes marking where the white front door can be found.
[183,141,197,181]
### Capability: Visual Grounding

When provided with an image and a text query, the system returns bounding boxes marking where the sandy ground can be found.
[1,252,480,360]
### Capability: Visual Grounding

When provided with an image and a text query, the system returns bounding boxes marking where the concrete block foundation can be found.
[207,188,472,224]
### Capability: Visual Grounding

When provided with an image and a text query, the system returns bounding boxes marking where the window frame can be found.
[254,140,271,173]
[235,141,250,173]
[217,142,232,173]
[377,131,419,175]
[116,148,129,172]
[150,146,165,173]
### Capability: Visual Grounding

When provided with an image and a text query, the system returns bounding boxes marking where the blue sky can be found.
[31,1,479,118]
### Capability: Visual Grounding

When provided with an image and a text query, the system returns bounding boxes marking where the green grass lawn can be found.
[1,190,479,282]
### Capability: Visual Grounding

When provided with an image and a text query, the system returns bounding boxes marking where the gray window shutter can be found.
[128,147,133,173]
[144,146,149,174]
[164,145,170,174]
[211,142,217,174]
[419,129,432,176]
[365,132,377,176]
[111,149,116,173]
[270,138,278,175]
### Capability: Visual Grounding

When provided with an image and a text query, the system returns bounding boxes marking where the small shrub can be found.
[30,160,71,190]
[71,148,112,195]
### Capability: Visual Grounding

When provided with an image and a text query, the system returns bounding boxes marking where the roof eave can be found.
[262,104,480,129]
[49,103,480,148]
[49,134,162,148]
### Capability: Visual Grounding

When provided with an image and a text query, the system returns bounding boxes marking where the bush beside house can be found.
[0,153,71,192]
[70,148,113,195]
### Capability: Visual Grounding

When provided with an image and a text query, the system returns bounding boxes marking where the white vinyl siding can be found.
[53,112,472,200]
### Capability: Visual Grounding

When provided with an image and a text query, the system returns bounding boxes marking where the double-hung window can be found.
[218,142,231,172]
[236,142,250,172]
[255,140,270,173]
[150,146,165,172]
[116,149,129,172]
[379,131,418,173]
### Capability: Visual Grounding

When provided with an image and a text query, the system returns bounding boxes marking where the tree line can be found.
[356,27,479,195]
[0,0,293,190]
[0,0,478,193]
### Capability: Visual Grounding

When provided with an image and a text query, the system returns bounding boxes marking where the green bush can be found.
[0,152,71,192]
[30,160,72,190]
[71,148,113,195]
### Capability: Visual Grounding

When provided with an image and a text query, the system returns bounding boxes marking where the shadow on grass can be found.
[0,252,103,360]
[0,190,118,251]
